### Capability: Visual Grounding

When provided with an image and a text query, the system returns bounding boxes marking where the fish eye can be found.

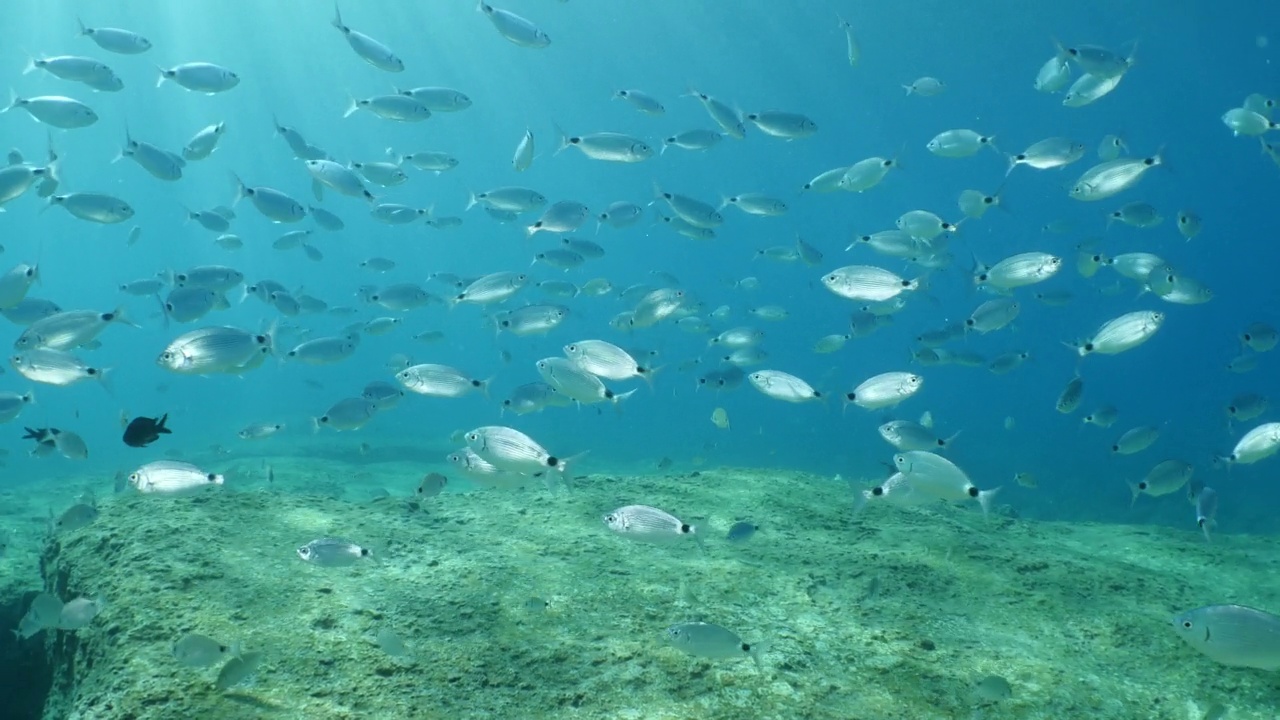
[1182,620,1192,629]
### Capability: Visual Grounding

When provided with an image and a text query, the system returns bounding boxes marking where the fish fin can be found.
[976,486,1001,517]
[342,92,360,119]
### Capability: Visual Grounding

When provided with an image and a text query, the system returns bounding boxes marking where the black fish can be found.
[22,427,58,457]
[123,414,172,448]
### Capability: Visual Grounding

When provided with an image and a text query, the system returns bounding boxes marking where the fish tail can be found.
[342,92,360,119]
[553,123,570,155]
[1,88,17,114]
[747,640,769,672]
[229,172,248,206]
[976,486,1001,517]
[331,3,345,31]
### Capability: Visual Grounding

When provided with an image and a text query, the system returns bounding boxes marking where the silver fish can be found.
[297,537,373,566]
[666,621,763,670]
[1172,605,1280,670]
[129,460,224,494]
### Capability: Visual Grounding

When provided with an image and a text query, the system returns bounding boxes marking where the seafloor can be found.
[0,445,1273,720]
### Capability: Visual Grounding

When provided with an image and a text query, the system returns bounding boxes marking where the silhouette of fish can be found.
[123,414,172,448]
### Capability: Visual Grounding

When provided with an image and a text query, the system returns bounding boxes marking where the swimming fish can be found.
[296,537,373,567]
[122,414,171,448]
[603,505,702,548]
[173,633,237,668]
[1172,605,1280,670]
[666,622,764,670]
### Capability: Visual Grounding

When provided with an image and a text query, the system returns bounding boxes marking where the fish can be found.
[1077,311,1164,356]
[129,461,224,494]
[1127,459,1191,504]
[726,521,757,542]
[77,18,151,54]
[376,628,410,658]
[603,505,702,548]
[1111,425,1160,455]
[893,451,999,516]
[54,503,99,532]
[665,622,764,670]
[1195,487,1218,542]
[1172,605,1280,670]
[396,364,487,398]
[331,5,404,72]
[748,370,822,403]
[1220,422,1280,465]
[313,397,378,432]
[215,651,264,691]
[297,537,373,567]
[903,76,945,96]
[57,595,106,630]
[173,633,237,668]
[156,62,240,94]
[122,414,171,448]
[845,372,923,411]
[416,472,447,500]
[477,1,550,48]
[464,425,576,482]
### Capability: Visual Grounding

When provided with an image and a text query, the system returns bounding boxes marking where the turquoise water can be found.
[1,1,1279,717]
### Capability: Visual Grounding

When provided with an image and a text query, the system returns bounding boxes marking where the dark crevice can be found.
[0,590,57,720]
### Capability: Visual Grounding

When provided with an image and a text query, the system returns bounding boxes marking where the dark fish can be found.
[123,414,172,448]
[726,521,758,542]
[656,456,673,470]
[23,426,57,456]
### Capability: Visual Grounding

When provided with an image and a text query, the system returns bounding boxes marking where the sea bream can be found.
[157,326,273,375]
[464,425,577,482]
[892,451,999,516]
[129,461,224,494]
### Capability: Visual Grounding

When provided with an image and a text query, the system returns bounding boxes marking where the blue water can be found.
[1,0,1277,570]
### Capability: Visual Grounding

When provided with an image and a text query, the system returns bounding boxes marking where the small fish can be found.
[238,422,284,440]
[710,407,731,430]
[122,413,171,447]
[1082,406,1118,427]
[656,457,674,470]
[603,505,701,547]
[173,633,236,668]
[1014,472,1037,489]
[129,460,224,493]
[1196,487,1218,542]
[55,502,99,532]
[903,76,945,96]
[1112,425,1160,455]
[416,472,447,500]
[971,675,1013,704]
[666,621,764,670]
[1128,459,1191,503]
[726,521,757,542]
[57,595,106,630]
[215,650,263,691]
[296,537,373,567]
[376,628,409,657]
